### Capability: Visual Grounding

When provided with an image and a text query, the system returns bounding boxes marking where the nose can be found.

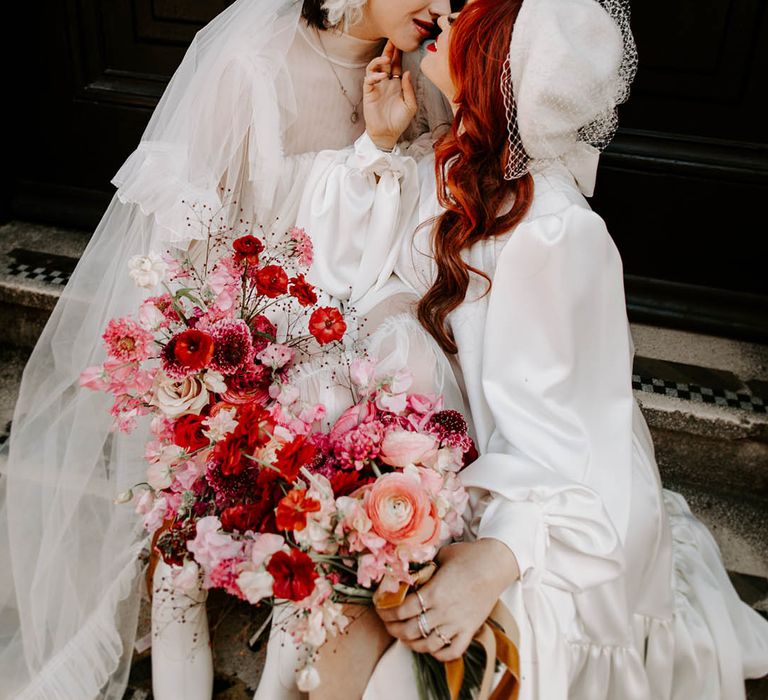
[436,13,451,31]
[429,0,452,18]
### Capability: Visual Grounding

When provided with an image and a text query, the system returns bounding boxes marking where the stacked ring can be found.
[417,611,431,638]
[435,627,451,646]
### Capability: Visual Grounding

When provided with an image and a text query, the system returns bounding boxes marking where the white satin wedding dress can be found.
[253,133,768,700]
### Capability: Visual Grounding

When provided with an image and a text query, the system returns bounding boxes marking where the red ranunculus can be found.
[250,315,277,353]
[255,265,289,298]
[232,235,264,265]
[308,307,346,345]
[288,274,317,308]
[173,413,209,451]
[222,365,271,406]
[265,548,319,601]
[221,503,268,532]
[275,489,321,532]
[171,329,214,370]
[273,435,317,483]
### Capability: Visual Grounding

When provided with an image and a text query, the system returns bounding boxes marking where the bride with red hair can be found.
[292,0,768,697]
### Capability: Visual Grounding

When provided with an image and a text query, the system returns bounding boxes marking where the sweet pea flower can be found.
[172,559,201,594]
[380,430,438,468]
[257,343,295,370]
[187,516,243,572]
[202,408,238,442]
[250,533,286,567]
[350,358,376,392]
[236,570,274,605]
[296,665,320,693]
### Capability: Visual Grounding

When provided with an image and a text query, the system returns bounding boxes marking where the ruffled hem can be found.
[637,490,768,700]
[16,543,145,700]
[528,489,768,700]
[112,145,222,251]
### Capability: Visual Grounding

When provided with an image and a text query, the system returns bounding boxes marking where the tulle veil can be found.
[0,1,312,697]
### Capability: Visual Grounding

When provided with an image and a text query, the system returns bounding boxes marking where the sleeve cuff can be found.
[475,496,544,582]
[350,132,405,176]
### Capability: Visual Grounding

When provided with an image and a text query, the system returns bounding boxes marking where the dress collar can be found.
[298,21,385,69]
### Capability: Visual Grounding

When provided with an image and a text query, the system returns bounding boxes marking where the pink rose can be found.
[380,430,438,468]
[364,471,440,547]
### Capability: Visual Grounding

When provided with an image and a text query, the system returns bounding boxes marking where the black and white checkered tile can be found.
[632,374,767,414]
[2,248,77,286]
[3,260,71,285]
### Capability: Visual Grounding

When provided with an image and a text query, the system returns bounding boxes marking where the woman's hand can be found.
[363,41,418,151]
[375,538,520,662]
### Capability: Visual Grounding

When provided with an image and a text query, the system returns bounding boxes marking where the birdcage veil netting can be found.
[0,1,307,697]
[501,0,637,194]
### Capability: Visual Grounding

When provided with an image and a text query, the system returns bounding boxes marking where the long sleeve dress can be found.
[269,132,768,699]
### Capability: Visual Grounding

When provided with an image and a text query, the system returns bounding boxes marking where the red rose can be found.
[250,315,277,353]
[308,307,346,345]
[171,329,214,370]
[265,548,319,602]
[274,435,317,483]
[289,274,318,308]
[173,414,209,451]
[232,235,264,265]
[212,435,247,476]
[255,265,289,298]
[275,489,321,532]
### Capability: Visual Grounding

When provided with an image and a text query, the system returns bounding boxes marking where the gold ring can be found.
[416,589,427,613]
[391,74,402,79]
[435,627,451,646]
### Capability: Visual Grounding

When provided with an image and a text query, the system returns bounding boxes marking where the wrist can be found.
[477,537,520,587]
[366,131,398,152]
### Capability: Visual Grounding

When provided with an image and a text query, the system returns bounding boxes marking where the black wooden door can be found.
[6,0,768,340]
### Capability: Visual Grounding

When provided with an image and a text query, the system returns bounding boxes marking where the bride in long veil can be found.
[0,1,455,698]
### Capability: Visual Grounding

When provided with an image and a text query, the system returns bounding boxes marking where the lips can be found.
[413,18,437,39]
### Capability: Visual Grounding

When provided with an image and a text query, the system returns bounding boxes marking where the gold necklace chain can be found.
[315,29,364,124]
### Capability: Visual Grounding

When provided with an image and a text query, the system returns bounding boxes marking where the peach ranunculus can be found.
[364,469,440,547]
[380,429,438,468]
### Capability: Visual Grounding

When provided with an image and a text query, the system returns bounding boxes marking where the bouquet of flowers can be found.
[81,216,478,694]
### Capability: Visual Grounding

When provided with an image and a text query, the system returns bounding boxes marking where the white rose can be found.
[128,252,169,289]
[236,571,274,605]
[151,373,210,418]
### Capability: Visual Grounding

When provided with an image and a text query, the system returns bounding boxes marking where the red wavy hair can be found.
[417,0,533,354]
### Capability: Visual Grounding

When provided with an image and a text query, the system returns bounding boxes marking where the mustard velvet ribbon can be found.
[374,564,520,700]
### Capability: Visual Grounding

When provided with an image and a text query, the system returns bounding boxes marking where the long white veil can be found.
[0,2,310,697]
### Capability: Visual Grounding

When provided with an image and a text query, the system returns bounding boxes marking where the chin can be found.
[389,29,421,53]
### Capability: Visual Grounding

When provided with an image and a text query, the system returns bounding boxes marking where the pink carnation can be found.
[208,557,246,599]
[103,317,154,362]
